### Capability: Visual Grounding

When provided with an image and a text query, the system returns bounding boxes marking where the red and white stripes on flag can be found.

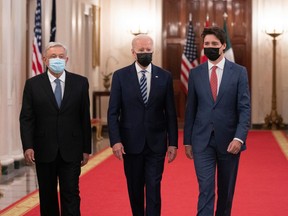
[180,21,198,94]
[31,0,43,77]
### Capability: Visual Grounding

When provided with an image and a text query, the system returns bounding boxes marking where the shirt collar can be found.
[208,58,226,71]
[48,70,66,83]
[135,62,152,74]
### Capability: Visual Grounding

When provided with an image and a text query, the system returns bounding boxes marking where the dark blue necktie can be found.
[54,79,62,108]
[140,70,148,105]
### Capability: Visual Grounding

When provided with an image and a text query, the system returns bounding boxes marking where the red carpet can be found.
[233,131,288,215]
[2,130,288,215]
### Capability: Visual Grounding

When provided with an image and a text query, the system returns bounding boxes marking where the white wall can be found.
[252,0,288,124]
[0,0,27,166]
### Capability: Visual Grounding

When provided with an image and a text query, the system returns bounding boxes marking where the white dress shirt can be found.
[135,63,152,100]
[208,58,225,95]
[48,70,66,98]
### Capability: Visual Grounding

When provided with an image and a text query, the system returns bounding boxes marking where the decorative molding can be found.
[92,5,100,68]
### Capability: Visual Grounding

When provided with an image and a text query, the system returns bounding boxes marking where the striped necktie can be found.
[210,66,218,101]
[54,79,62,108]
[140,70,148,105]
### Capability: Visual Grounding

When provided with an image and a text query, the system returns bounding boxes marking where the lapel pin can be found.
[155,76,159,78]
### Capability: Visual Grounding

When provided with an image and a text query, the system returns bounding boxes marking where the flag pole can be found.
[223,12,228,20]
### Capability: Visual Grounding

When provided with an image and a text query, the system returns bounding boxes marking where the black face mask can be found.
[136,53,153,67]
[204,47,220,61]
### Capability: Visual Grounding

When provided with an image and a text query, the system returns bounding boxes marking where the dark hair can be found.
[201,26,226,45]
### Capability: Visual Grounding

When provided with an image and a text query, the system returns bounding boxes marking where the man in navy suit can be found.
[184,26,251,216]
[20,42,91,216]
[108,34,178,216]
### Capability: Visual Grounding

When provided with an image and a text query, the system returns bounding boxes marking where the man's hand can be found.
[81,153,90,167]
[167,146,177,163]
[24,149,35,165]
[185,145,193,160]
[112,143,125,160]
[227,140,242,154]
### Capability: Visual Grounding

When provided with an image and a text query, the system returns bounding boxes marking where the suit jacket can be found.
[19,71,91,163]
[184,59,251,154]
[108,63,178,154]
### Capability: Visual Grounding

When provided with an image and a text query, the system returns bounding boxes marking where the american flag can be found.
[180,21,198,94]
[31,0,43,77]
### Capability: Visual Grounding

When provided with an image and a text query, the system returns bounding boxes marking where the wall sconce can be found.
[263,29,285,129]
[130,25,149,36]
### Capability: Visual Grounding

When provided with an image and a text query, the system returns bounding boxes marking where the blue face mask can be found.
[48,58,66,74]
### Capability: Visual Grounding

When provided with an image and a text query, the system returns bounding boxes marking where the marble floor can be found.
[0,130,110,211]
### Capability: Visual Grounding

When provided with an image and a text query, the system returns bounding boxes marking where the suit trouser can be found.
[193,133,240,216]
[35,152,81,216]
[123,145,166,216]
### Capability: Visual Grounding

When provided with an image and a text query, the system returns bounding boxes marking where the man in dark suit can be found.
[19,42,91,216]
[184,26,251,216]
[108,34,178,216]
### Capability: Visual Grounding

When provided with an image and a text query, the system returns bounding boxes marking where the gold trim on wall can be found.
[92,5,100,68]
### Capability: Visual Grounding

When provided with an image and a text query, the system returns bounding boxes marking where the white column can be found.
[10,0,27,162]
[0,0,14,168]
[0,0,27,169]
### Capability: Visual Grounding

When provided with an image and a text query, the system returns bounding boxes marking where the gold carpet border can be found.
[0,148,113,216]
[272,131,288,160]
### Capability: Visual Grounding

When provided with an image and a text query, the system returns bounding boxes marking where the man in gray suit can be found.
[184,26,251,216]
[20,42,91,216]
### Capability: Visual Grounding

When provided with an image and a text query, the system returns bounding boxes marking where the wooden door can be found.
[162,0,252,126]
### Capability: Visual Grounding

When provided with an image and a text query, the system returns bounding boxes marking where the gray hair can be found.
[44,42,68,57]
[131,34,153,49]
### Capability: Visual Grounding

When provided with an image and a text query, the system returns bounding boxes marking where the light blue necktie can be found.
[140,70,148,105]
[54,79,62,108]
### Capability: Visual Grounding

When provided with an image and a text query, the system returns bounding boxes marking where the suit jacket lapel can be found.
[128,64,144,104]
[216,60,233,103]
[61,71,72,110]
[147,65,158,107]
[200,63,214,102]
[147,65,155,106]
[40,73,59,109]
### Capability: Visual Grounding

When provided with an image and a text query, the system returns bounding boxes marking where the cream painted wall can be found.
[252,0,288,124]
[98,0,162,120]
[100,0,162,78]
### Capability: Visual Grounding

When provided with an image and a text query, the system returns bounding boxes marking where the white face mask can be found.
[48,58,66,73]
